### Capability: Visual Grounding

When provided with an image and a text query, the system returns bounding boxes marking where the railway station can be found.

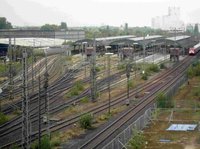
[1,3,200,149]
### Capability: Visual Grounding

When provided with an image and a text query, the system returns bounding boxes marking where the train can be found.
[189,43,200,55]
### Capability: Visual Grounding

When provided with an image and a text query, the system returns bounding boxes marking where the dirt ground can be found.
[143,76,200,149]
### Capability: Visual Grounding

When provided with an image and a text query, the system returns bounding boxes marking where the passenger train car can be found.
[189,43,200,55]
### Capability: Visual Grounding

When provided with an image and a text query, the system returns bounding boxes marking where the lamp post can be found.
[82,42,88,78]
[43,49,50,139]
[126,63,131,106]
[105,52,113,114]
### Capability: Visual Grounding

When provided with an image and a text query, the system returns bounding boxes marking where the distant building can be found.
[151,7,185,31]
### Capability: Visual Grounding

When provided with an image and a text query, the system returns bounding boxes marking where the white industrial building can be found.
[152,7,185,31]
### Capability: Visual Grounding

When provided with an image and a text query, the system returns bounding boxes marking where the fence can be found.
[102,103,156,149]
[102,71,189,149]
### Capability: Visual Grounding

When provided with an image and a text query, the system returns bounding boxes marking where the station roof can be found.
[166,35,190,41]
[96,35,135,41]
[165,35,195,48]
[129,35,163,42]
[0,38,65,47]
[109,35,164,46]
[74,35,135,46]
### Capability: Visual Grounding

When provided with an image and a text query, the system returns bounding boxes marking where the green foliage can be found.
[127,129,145,149]
[0,63,7,74]
[75,81,84,91]
[0,112,8,125]
[50,137,61,147]
[160,63,165,69]
[62,41,73,46]
[31,135,51,149]
[156,92,174,108]
[84,26,167,39]
[66,81,84,98]
[10,144,19,149]
[194,23,199,35]
[187,62,200,78]
[146,64,159,73]
[141,72,148,80]
[60,22,67,30]
[117,63,126,70]
[41,24,59,31]
[79,113,93,129]
[80,96,89,103]
[0,17,12,29]
[95,66,101,72]
[128,80,134,89]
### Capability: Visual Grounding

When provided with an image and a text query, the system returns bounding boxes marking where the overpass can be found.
[0,29,85,40]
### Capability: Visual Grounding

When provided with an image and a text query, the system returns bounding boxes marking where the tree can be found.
[40,24,59,31]
[194,23,199,35]
[0,17,12,29]
[60,22,67,30]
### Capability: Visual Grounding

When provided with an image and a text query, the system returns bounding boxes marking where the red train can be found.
[189,43,200,55]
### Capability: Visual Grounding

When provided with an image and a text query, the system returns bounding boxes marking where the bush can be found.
[80,96,89,103]
[75,81,84,91]
[147,64,159,73]
[156,93,174,108]
[0,112,8,125]
[141,73,148,80]
[31,135,51,149]
[95,66,101,72]
[79,113,93,129]
[160,63,165,69]
[127,129,145,149]
[117,63,126,70]
[128,80,134,89]
[66,81,84,98]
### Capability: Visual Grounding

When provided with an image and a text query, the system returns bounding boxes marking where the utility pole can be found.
[105,53,113,114]
[31,39,35,93]
[126,59,131,106]
[43,51,50,139]
[38,59,42,149]
[90,38,97,102]
[8,38,14,102]
[21,49,30,149]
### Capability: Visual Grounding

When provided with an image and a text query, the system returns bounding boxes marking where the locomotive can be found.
[189,43,200,55]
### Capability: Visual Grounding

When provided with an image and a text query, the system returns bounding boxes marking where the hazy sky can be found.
[1,0,200,27]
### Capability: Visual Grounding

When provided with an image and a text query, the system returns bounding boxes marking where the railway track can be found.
[79,56,194,149]
[0,55,193,148]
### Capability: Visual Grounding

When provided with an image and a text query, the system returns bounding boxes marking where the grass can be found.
[142,76,200,149]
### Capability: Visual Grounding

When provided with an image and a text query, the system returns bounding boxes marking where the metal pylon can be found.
[21,49,30,149]
[90,38,97,102]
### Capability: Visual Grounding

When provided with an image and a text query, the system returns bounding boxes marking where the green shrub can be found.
[147,64,159,72]
[31,135,51,149]
[0,112,8,125]
[160,63,165,69]
[156,92,174,108]
[79,113,93,129]
[75,81,84,91]
[80,96,89,103]
[10,144,19,149]
[128,80,134,89]
[66,81,84,98]
[117,64,126,70]
[51,137,61,147]
[127,129,145,149]
[70,88,79,96]
[141,73,148,80]
[95,66,101,72]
